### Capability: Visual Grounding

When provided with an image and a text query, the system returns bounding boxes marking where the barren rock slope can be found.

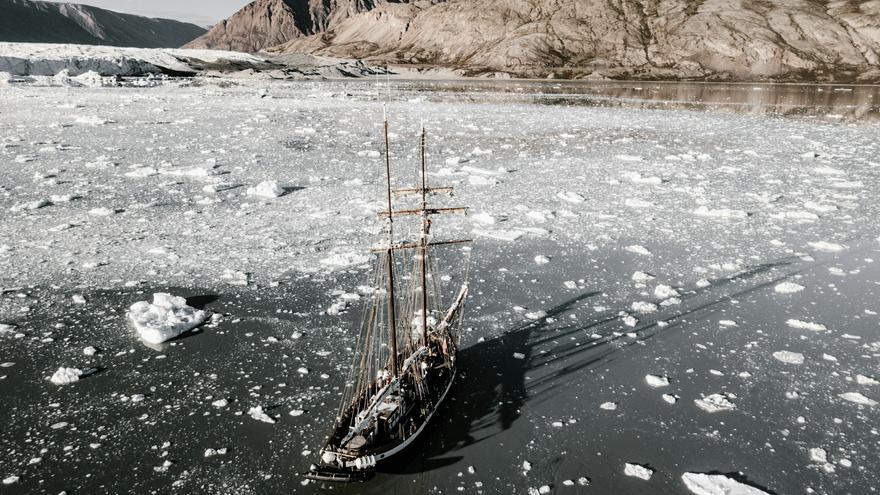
[270,0,880,81]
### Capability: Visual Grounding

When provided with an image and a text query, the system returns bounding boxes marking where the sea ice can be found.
[623,463,653,480]
[695,393,737,413]
[127,293,208,345]
[49,367,83,385]
[774,282,805,294]
[785,319,826,332]
[682,473,769,495]
[772,351,805,364]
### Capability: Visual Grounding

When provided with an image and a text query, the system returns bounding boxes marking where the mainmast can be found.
[383,104,399,378]
[419,126,429,347]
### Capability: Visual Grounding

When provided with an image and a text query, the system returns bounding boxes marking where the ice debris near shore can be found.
[682,473,770,495]
[127,293,208,345]
[49,367,84,385]
[623,463,653,480]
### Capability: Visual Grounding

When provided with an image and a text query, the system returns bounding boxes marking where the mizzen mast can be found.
[419,125,430,347]
[382,103,399,378]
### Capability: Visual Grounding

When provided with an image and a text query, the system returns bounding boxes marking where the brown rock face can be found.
[265,0,880,82]
[184,0,386,52]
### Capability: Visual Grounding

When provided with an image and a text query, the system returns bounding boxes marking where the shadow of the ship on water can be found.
[379,255,805,476]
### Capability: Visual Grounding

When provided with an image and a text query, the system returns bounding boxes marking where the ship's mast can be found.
[419,125,429,347]
[383,104,399,378]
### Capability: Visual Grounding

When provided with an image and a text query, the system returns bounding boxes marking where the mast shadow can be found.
[380,255,804,476]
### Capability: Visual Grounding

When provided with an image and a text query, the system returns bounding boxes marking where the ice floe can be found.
[785,319,826,332]
[49,367,84,385]
[248,406,276,423]
[772,351,804,364]
[623,463,653,480]
[838,392,877,406]
[645,374,670,388]
[774,282,805,294]
[127,293,208,345]
[695,393,737,413]
[682,473,769,495]
[246,181,284,198]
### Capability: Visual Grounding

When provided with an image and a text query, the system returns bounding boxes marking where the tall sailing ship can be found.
[306,107,472,482]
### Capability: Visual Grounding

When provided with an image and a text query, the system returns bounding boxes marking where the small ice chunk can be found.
[654,285,679,299]
[631,301,658,314]
[599,402,618,410]
[211,399,228,408]
[471,212,495,225]
[246,181,284,198]
[808,241,846,253]
[289,409,305,417]
[623,463,653,480]
[556,191,585,204]
[50,367,83,385]
[525,311,547,320]
[786,319,826,332]
[839,392,877,406]
[83,346,98,356]
[719,320,738,327]
[625,245,653,256]
[2,476,19,485]
[534,255,551,265]
[72,294,87,305]
[127,293,208,345]
[645,374,670,388]
[248,406,276,423]
[513,352,526,360]
[662,394,678,404]
[632,271,655,283]
[623,315,639,327]
[774,282,805,294]
[773,351,805,365]
[682,473,769,495]
[694,393,736,413]
[855,375,878,386]
[694,206,748,219]
[696,279,711,289]
[809,447,827,464]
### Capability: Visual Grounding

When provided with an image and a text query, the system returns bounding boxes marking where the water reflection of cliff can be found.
[403,80,880,121]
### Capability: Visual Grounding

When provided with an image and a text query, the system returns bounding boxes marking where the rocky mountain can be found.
[188,0,880,82]
[184,0,381,53]
[0,0,207,48]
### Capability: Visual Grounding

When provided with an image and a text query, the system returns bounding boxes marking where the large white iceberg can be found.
[128,293,208,345]
[682,473,769,495]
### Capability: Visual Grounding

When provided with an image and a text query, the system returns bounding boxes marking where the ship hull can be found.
[306,368,456,482]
